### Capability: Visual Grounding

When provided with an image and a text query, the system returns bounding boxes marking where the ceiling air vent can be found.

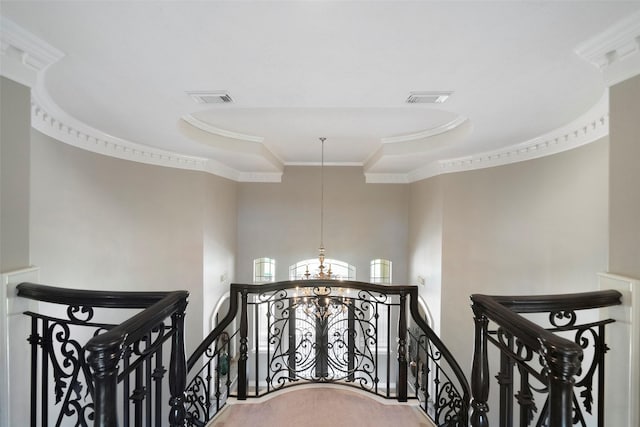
[406,91,453,104]
[187,91,233,104]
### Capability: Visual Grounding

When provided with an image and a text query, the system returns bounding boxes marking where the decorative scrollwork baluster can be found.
[238,289,249,400]
[397,291,408,402]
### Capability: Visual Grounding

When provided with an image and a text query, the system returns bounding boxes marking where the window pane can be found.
[253,257,276,283]
[370,259,392,284]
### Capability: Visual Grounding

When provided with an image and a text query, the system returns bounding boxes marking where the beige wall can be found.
[203,172,237,333]
[237,166,409,284]
[408,175,443,333]
[29,130,237,352]
[409,139,609,374]
[609,74,640,279]
[1,77,31,272]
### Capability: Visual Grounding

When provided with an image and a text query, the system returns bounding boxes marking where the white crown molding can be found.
[427,91,609,180]
[285,161,363,167]
[365,91,609,184]
[31,90,246,182]
[364,173,409,184]
[0,16,65,87]
[181,114,264,143]
[31,80,283,183]
[575,10,640,86]
[380,116,468,144]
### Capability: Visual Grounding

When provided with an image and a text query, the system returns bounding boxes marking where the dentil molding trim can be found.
[412,91,609,182]
[0,16,64,87]
[575,10,640,86]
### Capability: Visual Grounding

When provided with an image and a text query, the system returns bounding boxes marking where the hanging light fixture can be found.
[303,137,333,280]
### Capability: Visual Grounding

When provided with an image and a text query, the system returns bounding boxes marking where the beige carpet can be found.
[209,386,433,427]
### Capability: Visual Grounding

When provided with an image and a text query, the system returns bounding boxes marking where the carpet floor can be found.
[209,386,433,427]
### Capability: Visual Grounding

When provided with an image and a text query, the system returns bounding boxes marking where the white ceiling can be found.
[2,1,640,182]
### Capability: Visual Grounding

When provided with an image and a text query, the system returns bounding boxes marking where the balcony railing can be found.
[470,290,622,427]
[185,280,470,426]
[16,281,621,427]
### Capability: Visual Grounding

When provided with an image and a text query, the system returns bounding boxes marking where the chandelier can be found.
[294,286,350,321]
[303,137,333,280]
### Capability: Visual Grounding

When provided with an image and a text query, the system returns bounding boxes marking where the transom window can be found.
[288,258,356,280]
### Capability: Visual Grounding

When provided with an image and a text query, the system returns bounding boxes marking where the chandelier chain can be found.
[320,137,325,249]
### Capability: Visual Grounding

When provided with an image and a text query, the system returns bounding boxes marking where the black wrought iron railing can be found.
[470,290,622,427]
[16,282,189,427]
[20,281,621,427]
[185,280,470,427]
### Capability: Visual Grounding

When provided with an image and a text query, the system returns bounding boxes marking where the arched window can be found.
[288,258,356,280]
[253,257,276,283]
[370,259,392,284]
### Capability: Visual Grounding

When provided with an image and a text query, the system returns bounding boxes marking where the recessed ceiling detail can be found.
[181,114,264,143]
[380,116,468,144]
[2,3,639,183]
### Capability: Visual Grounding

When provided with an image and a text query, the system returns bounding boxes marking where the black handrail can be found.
[17,282,172,308]
[17,282,189,427]
[470,290,622,427]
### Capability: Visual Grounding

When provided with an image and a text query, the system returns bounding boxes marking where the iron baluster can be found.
[516,364,535,427]
[254,302,259,396]
[288,298,297,381]
[347,298,355,382]
[498,334,514,427]
[238,289,248,400]
[153,345,164,427]
[225,337,232,405]
[597,324,605,427]
[397,291,408,402]
[42,318,50,426]
[386,302,391,398]
[123,346,131,427]
[145,336,152,427]
[133,362,144,425]
[213,347,219,415]
[28,316,39,427]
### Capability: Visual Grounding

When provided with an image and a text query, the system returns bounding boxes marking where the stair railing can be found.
[16,282,189,427]
[470,290,622,427]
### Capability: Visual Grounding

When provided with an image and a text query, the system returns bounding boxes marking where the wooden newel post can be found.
[470,307,490,427]
[87,344,121,427]
[237,290,249,400]
[169,299,188,427]
[397,291,408,402]
[543,343,581,427]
